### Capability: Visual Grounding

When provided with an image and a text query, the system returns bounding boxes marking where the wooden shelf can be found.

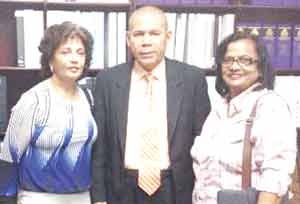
[235,6,300,23]
[2,67,300,76]
[134,3,300,14]
[0,0,131,5]
[0,66,40,70]
[0,0,132,11]
[0,0,46,10]
[46,0,132,11]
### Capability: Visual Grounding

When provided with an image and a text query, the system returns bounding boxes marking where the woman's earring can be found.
[50,65,53,72]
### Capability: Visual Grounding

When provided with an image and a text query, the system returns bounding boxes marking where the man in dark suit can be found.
[91,6,211,204]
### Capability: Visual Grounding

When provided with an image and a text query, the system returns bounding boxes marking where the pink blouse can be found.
[191,85,297,204]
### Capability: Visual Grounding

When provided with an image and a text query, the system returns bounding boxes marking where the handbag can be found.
[217,98,289,204]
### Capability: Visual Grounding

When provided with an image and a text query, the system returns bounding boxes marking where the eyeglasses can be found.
[221,56,259,67]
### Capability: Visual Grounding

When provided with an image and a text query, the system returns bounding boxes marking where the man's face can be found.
[127,12,171,71]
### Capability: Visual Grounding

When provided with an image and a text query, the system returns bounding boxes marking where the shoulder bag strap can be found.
[242,99,259,189]
[296,128,300,181]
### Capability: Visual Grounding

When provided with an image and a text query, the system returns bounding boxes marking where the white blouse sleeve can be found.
[0,91,39,163]
[253,93,297,196]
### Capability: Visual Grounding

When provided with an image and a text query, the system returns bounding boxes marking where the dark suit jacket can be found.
[91,58,211,204]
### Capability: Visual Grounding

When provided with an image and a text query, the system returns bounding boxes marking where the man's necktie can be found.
[138,73,161,196]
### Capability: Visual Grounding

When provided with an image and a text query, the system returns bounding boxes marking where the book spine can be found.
[275,24,293,69]
[0,75,7,133]
[260,23,277,68]
[292,25,300,69]
[16,16,25,67]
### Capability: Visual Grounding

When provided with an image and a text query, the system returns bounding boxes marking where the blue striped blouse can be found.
[0,79,97,196]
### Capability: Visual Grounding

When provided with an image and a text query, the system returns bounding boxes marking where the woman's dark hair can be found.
[38,21,94,80]
[215,32,275,97]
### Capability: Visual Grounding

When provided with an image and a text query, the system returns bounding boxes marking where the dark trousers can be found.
[118,169,175,204]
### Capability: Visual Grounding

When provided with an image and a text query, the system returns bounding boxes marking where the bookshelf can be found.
[1,0,300,70]
[0,0,132,69]
[134,1,300,71]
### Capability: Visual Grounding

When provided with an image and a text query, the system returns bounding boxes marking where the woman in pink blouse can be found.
[191,32,297,204]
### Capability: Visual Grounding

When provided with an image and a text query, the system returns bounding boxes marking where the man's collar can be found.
[132,59,166,81]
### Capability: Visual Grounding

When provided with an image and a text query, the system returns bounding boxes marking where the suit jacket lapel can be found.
[166,59,184,143]
[114,64,131,155]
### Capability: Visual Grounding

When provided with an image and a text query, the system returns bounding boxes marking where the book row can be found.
[15,10,127,69]
[12,10,235,69]
[5,9,300,70]
[236,22,300,69]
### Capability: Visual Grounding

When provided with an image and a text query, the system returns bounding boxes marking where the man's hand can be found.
[257,191,280,204]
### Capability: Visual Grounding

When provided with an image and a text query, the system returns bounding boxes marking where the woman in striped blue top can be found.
[0,21,102,204]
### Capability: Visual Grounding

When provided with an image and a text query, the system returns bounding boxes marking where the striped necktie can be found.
[138,73,161,195]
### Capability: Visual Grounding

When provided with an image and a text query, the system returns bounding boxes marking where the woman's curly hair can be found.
[38,21,94,80]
